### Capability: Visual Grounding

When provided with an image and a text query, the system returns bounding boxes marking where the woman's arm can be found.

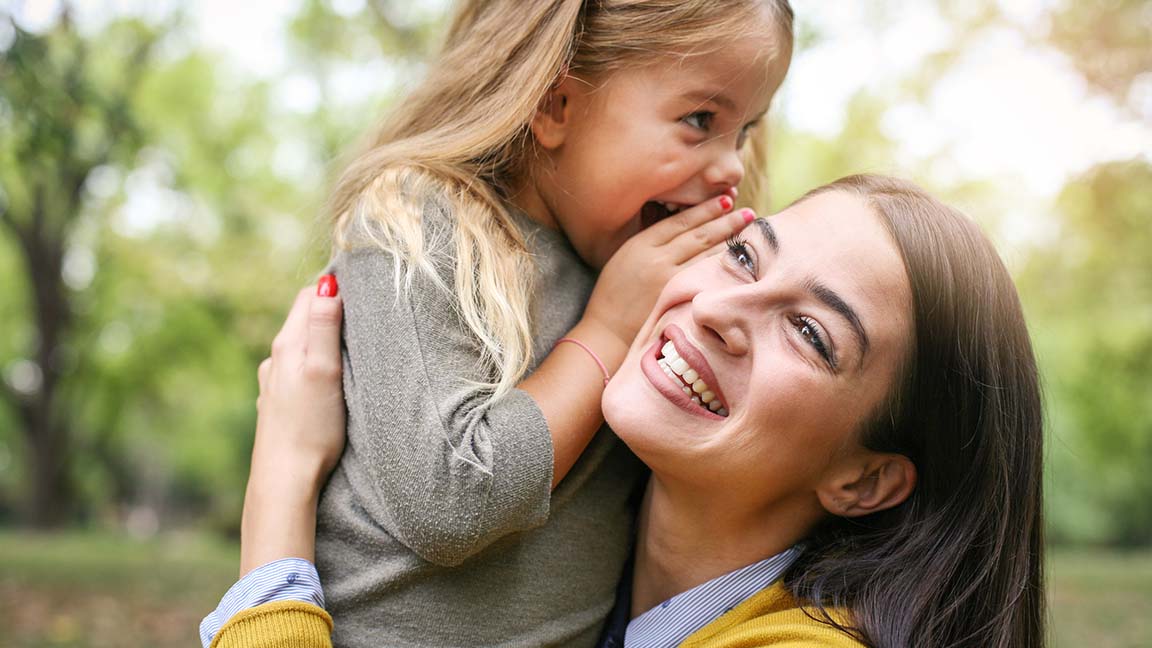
[201,278,344,648]
[241,280,346,574]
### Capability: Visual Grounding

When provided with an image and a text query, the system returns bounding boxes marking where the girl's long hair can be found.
[329,0,793,396]
[785,175,1045,648]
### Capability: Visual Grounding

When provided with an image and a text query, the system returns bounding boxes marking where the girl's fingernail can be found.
[317,274,339,297]
[718,195,734,211]
[741,209,756,224]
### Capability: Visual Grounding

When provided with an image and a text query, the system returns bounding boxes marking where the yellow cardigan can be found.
[211,582,863,647]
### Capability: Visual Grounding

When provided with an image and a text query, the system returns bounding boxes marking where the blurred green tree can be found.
[0,1,440,531]
[0,9,160,527]
[1022,161,1152,545]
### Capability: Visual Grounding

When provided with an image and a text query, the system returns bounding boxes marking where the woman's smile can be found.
[641,325,730,419]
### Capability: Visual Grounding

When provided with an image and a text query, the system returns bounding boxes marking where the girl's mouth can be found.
[640,201,687,229]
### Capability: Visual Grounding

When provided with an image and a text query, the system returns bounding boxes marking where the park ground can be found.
[0,531,1149,647]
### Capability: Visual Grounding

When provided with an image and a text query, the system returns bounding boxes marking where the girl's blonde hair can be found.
[331,0,794,397]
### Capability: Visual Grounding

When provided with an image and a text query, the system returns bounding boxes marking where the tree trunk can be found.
[6,190,75,528]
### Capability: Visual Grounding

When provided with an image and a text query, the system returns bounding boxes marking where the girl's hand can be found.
[582,195,755,350]
[239,276,345,576]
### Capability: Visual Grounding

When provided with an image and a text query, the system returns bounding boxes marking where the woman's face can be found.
[603,190,914,511]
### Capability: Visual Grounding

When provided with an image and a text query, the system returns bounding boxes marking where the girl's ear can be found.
[531,76,576,150]
[816,452,917,518]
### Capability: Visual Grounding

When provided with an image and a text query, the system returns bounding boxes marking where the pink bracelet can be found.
[554,337,611,386]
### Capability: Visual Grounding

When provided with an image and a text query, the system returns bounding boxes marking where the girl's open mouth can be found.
[640,201,687,229]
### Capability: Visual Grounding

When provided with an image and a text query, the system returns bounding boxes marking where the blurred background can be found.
[0,0,1148,645]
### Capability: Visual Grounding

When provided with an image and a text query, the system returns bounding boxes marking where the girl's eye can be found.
[725,237,755,274]
[793,315,835,369]
[736,122,758,149]
[682,111,715,132]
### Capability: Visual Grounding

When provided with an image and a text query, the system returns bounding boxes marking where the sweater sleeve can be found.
[333,239,554,567]
[210,601,332,648]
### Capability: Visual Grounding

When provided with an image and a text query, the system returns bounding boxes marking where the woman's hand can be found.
[239,276,346,576]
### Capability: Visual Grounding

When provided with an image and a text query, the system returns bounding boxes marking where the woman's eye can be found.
[725,237,755,274]
[793,315,835,368]
[682,111,715,131]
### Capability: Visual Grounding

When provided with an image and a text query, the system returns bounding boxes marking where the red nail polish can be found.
[718,195,733,211]
[317,274,338,297]
[741,209,756,224]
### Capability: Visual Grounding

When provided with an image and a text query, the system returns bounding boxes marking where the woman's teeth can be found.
[660,202,685,215]
[657,341,728,417]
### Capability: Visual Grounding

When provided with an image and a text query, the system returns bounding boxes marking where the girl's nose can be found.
[704,146,745,190]
[691,286,750,357]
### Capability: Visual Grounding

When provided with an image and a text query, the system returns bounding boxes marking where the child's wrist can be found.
[568,318,630,376]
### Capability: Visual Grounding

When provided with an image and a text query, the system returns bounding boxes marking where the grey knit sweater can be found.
[315,203,644,647]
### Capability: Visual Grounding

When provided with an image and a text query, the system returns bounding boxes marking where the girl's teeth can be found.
[661,341,676,357]
[701,390,714,402]
[717,408,728,417]
[670,358,689,375]
[692,379,707,394]
[682,368,699,383]
[708,400,722,412]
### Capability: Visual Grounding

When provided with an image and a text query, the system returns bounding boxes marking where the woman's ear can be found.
[816,452,917,518]
[530,76,577,150]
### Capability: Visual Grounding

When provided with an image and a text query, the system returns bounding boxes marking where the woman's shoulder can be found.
[680,581,866,648]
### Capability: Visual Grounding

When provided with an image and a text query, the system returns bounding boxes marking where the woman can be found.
[208,175,1045,647]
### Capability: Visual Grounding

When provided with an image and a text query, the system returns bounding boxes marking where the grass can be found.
[0,530,1149,647]
[1048,548,1152,648]
[0,530,238,648]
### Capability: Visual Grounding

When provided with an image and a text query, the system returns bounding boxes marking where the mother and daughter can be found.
[201,1,1046,646]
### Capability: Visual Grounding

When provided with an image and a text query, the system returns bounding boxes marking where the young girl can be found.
[202,1,793,646]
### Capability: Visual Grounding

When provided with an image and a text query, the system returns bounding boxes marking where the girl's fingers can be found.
[649,194,737,243]
[667,208,756,265]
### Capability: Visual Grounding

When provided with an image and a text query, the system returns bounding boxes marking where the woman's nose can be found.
[703,145,745,190]
[691,287,750,357]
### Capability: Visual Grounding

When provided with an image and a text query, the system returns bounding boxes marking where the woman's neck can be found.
[630,476,817,619]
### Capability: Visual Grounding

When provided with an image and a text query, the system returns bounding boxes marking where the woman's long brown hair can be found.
[785,175,1046,647]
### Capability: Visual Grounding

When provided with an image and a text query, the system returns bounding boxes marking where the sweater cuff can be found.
[200,558,325,647]
[209,600,333,648]
[486,388,554,527]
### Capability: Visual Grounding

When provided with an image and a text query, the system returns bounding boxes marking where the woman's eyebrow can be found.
[752,218,779,253]
[751,219,870,361]
[803,277,871,361]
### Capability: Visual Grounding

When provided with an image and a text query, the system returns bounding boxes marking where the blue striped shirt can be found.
[199,557,324,648]
[601,546,801,648]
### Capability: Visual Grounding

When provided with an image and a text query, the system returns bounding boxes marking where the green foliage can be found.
[1022,161,1152,545]
[0,2,1147,546]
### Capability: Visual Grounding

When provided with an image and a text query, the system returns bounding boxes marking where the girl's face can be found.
[602,191,914,514]
[526,33,789,269]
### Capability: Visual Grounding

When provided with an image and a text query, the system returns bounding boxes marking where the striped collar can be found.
[602,546,801,648]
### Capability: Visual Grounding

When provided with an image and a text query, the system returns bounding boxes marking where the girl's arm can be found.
[335,199,750,566]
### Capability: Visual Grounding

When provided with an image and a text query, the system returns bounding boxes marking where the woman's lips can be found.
[662,325,729,411]
[641,337,726,421]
